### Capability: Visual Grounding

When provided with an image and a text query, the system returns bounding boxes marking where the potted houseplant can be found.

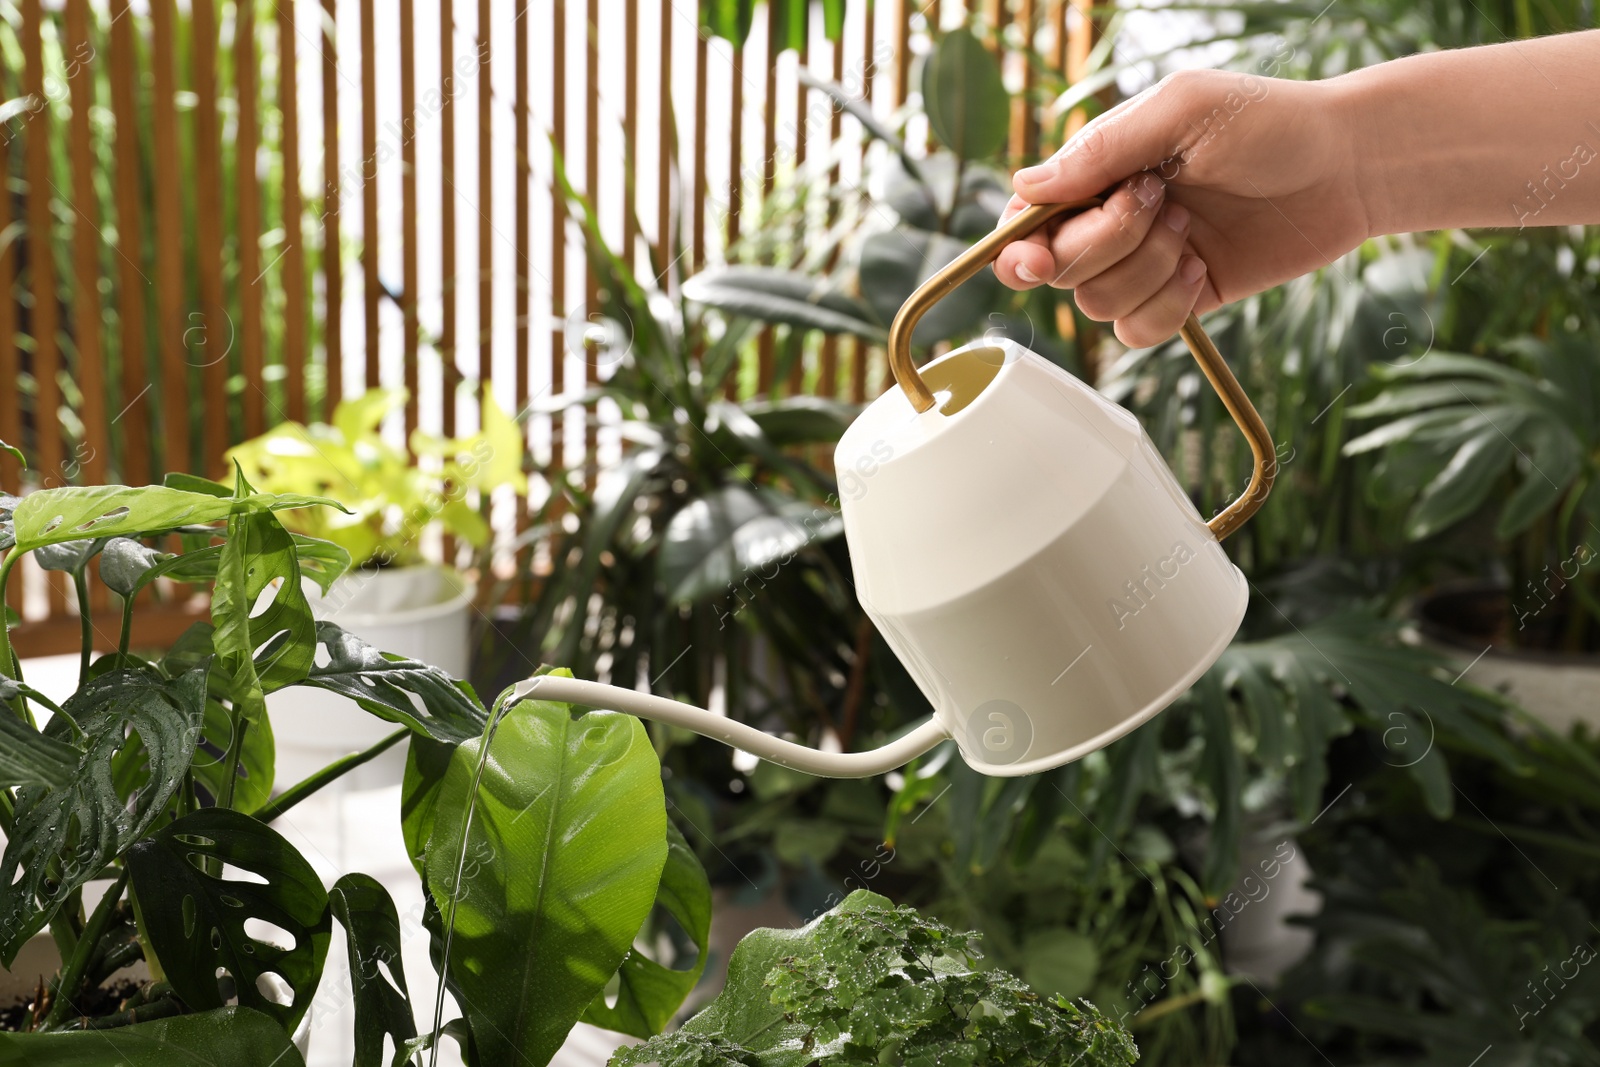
[0,449,710,1063]
[226,386,527,785]
[1344,325,1600,733]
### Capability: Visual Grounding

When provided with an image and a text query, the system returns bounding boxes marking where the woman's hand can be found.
[995,68,1372,347]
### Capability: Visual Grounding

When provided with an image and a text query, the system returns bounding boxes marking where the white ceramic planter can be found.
[268,564,476,790]
[1414,584,1600,735]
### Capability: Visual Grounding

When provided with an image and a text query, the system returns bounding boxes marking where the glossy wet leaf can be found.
[583,822,712,1037]
[303,621,487,743]
[330,873,418,1067]
[0,668,206,962]
[11,484,340,551]
[0,1006,307,1065]
[33,536,106,575]
[0,680,77,788]
[126,807,331,1031]
[424,693,668,1067]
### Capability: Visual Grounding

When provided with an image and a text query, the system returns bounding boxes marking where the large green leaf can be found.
[423,693,669,1067]
[301,621,487,743]
[0,668,206,962]
[330,874,418,1067]
[660,486,841,606]
[1406,426,1515,539]
[858,227,1002,346]
[583,822,713,1038]
[922,29,1010,161]
[11,484,341,551]
[740,397,861,447]
[210,502,318,715]
[682,268,885,341]
[125,807,332,1031]
[101,533,352,599]
[0,1006,307,1065]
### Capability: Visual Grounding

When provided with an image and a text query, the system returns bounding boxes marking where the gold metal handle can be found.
[886,199,1275,541]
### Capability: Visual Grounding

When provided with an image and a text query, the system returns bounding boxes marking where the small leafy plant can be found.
[226,386,527,568]
[0,446,708,1064]
[611,890,1140,1067]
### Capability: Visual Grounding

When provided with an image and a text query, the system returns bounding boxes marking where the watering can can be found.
[516,198,1275,777]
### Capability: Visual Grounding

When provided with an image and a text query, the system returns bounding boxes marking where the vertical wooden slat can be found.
[514,0,529,435]
[20,0,62,496]
[654,0,672,277]
[726,39,743,253]
[65,0,108,493]
[191,0,228,476]
[278,0,308,425]
[691,31,707,273]
[786,25,809,396]
[150,0,188,474]
[20,0,64,613]
[856,0,879,405]
[360,0,379,389]
[622,0,638,270]
[894,0,911,107]
[1064,0,1095,140]
[320,0,344,415]
[0,67,23,532]
[1012,0,1039,162]
[401,0,419,437]
[582,0,598,462]
[479,0,495,416]
[237,0,265,438]
[816,27,844,400]
[1049,0,1067,72]
[548,0,564,440]
[440,0,457,437]
[756,1,778,395]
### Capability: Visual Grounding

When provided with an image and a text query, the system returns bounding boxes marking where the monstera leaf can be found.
[126,807,331,1031]
[330,874,418,1067]
[210,493,318,711]
[0,668,206,962]
[301,621,487,743]
[423,691,668,1067]
[582,822,713,1037]
[0,1006,307,1065]
[10,483,340,551]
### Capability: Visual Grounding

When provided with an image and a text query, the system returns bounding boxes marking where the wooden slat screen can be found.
[0,0,1086,655]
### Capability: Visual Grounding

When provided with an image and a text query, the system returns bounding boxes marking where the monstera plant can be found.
[0,448,709,1064]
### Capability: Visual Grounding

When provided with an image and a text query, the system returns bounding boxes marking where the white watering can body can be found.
[519,200,1274,779]
[836,338,1247,775]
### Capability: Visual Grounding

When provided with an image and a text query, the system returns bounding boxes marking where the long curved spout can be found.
[511,675,951,778]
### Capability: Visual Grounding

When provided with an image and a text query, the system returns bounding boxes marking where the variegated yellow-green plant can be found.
[226,387,528,568]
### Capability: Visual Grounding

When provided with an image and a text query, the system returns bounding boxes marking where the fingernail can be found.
[1016,263,1042,285]
[1014,159,1059,188]
[1131,174,1165,210]
[1164,203,1190,233]
[1179,255,1207,284]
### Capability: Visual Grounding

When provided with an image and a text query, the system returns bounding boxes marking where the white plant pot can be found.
[268,564,476,791]
[1414,584,1600,735]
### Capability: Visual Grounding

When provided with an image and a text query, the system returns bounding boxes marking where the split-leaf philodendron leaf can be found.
[0,1006,307,1065]
[304,621,487,744]
[330,873,419,1067]
[0,668,207,963]
[126,807,332,1032]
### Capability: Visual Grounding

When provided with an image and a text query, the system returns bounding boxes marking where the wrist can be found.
[1321,67,1397,240]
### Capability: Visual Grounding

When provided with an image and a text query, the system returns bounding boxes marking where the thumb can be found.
[1012,81,1186,204]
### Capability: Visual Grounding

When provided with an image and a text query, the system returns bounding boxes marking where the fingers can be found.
[994,174,1165,290]
[1109,254,1209,349]
[1073,202,1190,321]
